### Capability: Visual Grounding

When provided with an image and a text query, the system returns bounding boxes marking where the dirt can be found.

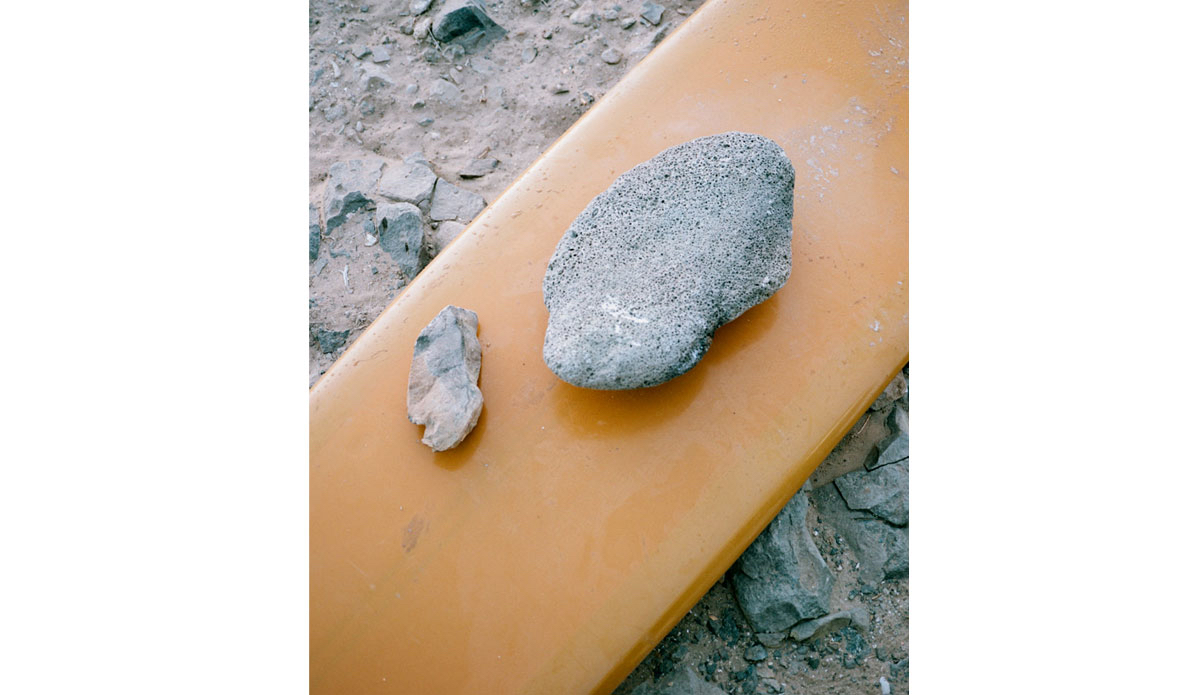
[309,2,907,692]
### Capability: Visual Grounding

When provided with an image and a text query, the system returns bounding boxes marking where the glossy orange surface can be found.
[310,0,908,691]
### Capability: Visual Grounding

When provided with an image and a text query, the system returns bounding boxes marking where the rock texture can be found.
[324,159,384,231]
[430,177,487,221]
[729,486,832,633]
[407,306,484,452]
[812,483,909,584]
[378,160,438,208]
[542,132,794,389]
[432,0,503,44]
[834,461,909,526]
[375,202,423,278]
[787,607,869,643]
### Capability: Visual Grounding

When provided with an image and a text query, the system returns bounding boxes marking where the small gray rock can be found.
[406,151,432,168]
[569,7,595,25]
[654,668,726,695]
[415,17,433,39]
[407,306,484,452]
[888,403,908,435]
[745,645,768,662]
[640,1,665,25]
[600,47,622,64]
[314,328,350,354]
[429,178,486,221]
[428,78,462,106]
[730,488,833,633]
[865,431,909,471]
[458,158,498,178]
[870,372,907,411]
[309,204,321,261]
[418,116,435,127]
[411,0,433,14]
[756,632,787,648]
[432,0,503,43]
[378,161,438,206]
[834,462,908,526]
[788,608,869,643]
[427,220,466,258]
[620,15,638,29]
[322,103,347,122]
[323,159,384,231]
[542,132,794,390]
[375,202,423,279]
[812,485,908,584]
[370,45,390,62]
[351,45,371,59]
[313,257,329,276]
[521,45,538,63]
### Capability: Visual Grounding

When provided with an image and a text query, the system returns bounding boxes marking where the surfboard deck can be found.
[311,0,908,691]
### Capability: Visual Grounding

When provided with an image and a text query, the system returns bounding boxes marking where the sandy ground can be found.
[310,2,907,692]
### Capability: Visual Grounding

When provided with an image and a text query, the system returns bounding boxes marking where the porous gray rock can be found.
[865,431,909,471]
[834,461,908,526]
[378,161,437,207]
[429,178,486,221]
[542,132,794,390]
[407,306,484,452]
[812,484,908,584]
[324,159,384,231]
[432,0,503,44]
[788,607,869,643]
[730,487,832,633]
[375,203,423,279]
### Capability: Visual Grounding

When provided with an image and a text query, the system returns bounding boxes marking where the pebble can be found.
[880,676,892,694]
[745,645,768,662]
[370,46,390,62]
[407,306,484,451]
[323,159,384,231]
[621,16,638,29]
[600,47,622,64]
[432,0,503,43]
[314,328,350,354]
[542,132,794,389]
[569,8,596,25]
[521,45,538,63]
[351,45,370,59]
[322,103,347,122]
[640,1,665,25]
[458,158,499,178]
[418,116,434,126]
[313,257,329,275]
[411,0,433,14]
[428,78,463,106]
[405,83,419,94]
[551,84,570,94]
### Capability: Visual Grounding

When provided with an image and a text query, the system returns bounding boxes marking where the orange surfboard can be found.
[310,0,908,691]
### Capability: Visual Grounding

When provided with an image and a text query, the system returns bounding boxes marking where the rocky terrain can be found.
[310,2,908,693]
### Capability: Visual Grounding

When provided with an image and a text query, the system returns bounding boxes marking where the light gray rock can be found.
[756,632,787,648]
[621,16,638,29]
[407,306,484,452]
[600,47,622,64]
[640,1,665,25]
[427,220,466,258]
[430,178,486,221]
[459,158,498,178]
[378,161,437,206]
[370,45,390,63]
[351,45,371,59]
[542,132,794,390]
[788,607,869,643]
[730,488,832,633]
[428,78,462,106]
[812,484,908,584]
[834,462,908,526]
[870,372,907,411]
[375,203,423,279]
[569,7,596,25]
[411,0,433,14]
[888,403,908,435]
[865,431,909,471]
[324,159,384,231]
[432,0,503,43]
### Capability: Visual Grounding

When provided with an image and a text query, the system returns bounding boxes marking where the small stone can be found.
[834,462,908,526]
[309,204,321,261]
[551,84,570,94]
[313,257,329,275]
[314,328,350,354]
[788,608,870,644]
[418,116,434,127]
[359,63,395,91]
[542,132,793,390]
[323,159,384,231]
[730,488,831,633]
[412,99,426,109]
[432,0,503,43]
[880,676,892,695]
[428,78,462,106]
[378,161,438,207]
[745,645,768,662]
[355,120,364,132]
[351,45,371,58]
[370,46,390,62]
[865,431,909,470]
[365,233,378,247]
[888,403,908,434]
[407,306,484,452]
[414,17,433,39]
[458,158,498,178]
[812,485,908,584]
[756,632,787,648]
[603,7,620,21]
[569,7,595,25]
[322,102,347,122]
[375,202,423,279]
[640,1,665,25]
[621,15,637,29]
[600,47,622,64]
[521,45,538,63]
[429,178,486,222]
[411,0,433,14]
